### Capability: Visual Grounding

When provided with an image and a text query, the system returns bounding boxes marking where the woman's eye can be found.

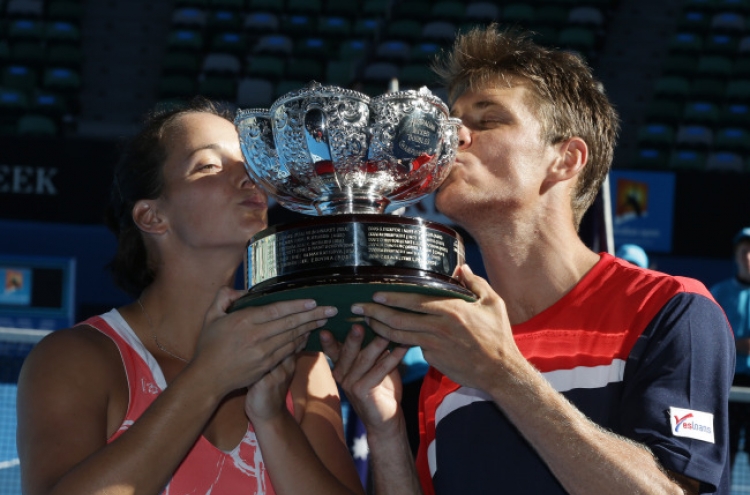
[198,163,220,172]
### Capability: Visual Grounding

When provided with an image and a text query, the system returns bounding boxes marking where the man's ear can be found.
[132,199,168,235]
[550,137,588,181]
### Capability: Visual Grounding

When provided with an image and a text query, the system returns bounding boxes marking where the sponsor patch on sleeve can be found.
[669,407,715,444]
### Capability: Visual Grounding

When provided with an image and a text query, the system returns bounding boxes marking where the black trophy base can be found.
[230,273,475,352]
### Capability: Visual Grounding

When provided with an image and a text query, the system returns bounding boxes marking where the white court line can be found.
[0,458,19,469]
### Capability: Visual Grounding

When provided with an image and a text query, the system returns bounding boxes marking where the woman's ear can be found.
[132,199,167,235]
[550,137,588,181]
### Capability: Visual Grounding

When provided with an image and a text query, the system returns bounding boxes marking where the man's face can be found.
[435,81,559,227]
[736,240,750,282]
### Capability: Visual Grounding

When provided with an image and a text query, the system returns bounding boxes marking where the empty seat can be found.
[294,37,332,60]
[502,3,535,24]
[2,65,37,91]
[16,113,57,134]
[464,2,499,22]
[172,7,207,27]
[168,29,204,51]
[206,11,242,35]
[285,58,324,80]
[682,101,720,125]
[42,67,81,92]
[8,19,44,40]
[558,26,596,55]
[210,32,247,54]
[243,12,279,33]
[714,127,750,151]
[430,1,465,21]
[675,124,714,148]
[362,61,399,81]
[202,53,241,74]
[568,6,604,27]
[636,123,676,148]
[668,149,706,170]
[385,19,424,41]
[411,42,440,62]
[399,63,436,87]
[719,102,750,125]
[421,21,456,42]
[47,44,83,68]
[198,75,236,100]
[689,77,725,100]
[678,11,711,32]
[254,34,293,55]
[725,79,750,100]
[353,17,380,37]
[704,33,739,55]
[631,147,670,169]
[245,54,286,79]
[535,5,568,27]
[696,55,733,77]
[325,0,360,17]
[653,76,690,101]
[644,100,684,124]
[711,11,746,32]
[706,151,745,171]
[318,16,352,37]
[287,0,323,14]
[247,0,286,13]
[281,14,316,35]
[716,0,750,13]
[376,40,411,63]
[5,0,44,17]
[669,32,704,54]
[325,59,357,86]
[338,38,369,61]
[392,0,432,20]
[159,75,195,98]
[162,51,201,74]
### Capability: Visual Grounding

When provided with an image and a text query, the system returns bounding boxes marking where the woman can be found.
[16,98,366,495]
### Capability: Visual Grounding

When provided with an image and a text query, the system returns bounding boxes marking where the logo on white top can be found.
[669,407,715,444]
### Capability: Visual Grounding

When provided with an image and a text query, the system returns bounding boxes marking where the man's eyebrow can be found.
[450,100,504,118]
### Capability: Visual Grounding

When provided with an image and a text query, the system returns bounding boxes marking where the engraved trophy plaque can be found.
[232,82,474,350]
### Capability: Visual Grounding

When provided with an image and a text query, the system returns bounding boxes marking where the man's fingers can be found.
[457,264,493,300]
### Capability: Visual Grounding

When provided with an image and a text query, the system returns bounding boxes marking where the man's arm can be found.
[353,266,710,495]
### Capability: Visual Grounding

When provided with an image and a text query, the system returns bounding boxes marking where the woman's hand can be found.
[192,287,335,397]
[244,354,297,423]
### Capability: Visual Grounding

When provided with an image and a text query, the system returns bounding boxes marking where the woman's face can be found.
[155,112,268,252]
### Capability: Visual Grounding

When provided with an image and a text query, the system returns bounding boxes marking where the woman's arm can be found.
[246,352,365,495]
[17,326,224,495]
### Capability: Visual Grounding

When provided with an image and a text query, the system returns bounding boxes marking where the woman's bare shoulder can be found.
[19,322,124,391]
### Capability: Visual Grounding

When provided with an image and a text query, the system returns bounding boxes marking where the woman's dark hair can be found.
[104,97,235,297]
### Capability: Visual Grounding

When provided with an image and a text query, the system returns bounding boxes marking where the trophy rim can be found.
[371,86,450,116]
[268,80,372,115]
[235,108,270,122]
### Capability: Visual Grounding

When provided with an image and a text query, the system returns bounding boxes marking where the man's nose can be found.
[457,125,472,149]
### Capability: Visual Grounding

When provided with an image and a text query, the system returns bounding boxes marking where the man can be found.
[321,25,733,495]
[711,227,750,469]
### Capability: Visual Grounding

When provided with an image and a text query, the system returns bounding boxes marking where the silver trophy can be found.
[232,82,474,350]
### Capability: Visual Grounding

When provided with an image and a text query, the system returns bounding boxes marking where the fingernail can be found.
[317,319,327,327]
[325,307,338,317]
[319,332,330,342]
[463,264,473,274]
[351,305,364,314]
[305,300,317,309]
[373,293,386,303]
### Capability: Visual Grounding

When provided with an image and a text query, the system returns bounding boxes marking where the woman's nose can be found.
[457,125,472,149]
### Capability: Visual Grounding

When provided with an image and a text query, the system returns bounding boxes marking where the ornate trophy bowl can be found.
[232,82,474,350]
